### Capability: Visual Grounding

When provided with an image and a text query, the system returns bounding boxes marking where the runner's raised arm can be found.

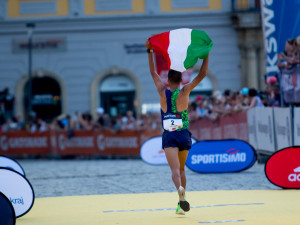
[145,39,166,96]
[182,54,209,95]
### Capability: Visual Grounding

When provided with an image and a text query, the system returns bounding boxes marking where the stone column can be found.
[246,45,258,88]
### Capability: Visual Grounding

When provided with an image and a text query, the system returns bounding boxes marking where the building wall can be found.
[0,0,242,119]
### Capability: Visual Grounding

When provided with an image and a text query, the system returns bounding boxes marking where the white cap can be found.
[96,107,104,114]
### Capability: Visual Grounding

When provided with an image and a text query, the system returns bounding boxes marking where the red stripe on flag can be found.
[149,31,171,69]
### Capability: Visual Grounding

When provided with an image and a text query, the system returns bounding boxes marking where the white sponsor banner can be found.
[294,107,300,145]
[0,156,25,176]
[247,108,257,149]
[273,108,292,149]
[140,136,197,165]
[255,107,276,152]
[0,168,34,218]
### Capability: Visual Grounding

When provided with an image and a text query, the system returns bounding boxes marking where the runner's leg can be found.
[164,147,181,189]
[178,150,189,189]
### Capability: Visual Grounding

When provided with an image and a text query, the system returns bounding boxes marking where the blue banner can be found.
[186,139,256,173]
[261,1,300,77]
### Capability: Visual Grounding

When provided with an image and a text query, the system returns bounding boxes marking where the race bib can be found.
[162,113,183,131]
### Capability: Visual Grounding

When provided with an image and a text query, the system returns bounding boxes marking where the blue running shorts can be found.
[162,129,192,151]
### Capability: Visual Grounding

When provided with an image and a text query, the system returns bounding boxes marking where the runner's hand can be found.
[145,39,152,49]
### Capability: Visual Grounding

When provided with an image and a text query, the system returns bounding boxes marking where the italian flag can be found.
[149,28,213,72]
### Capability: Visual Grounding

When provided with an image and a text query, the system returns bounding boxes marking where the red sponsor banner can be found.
[56,130,96,155]
[265,147,300,189]
[221,114,239,139]
[95,130,141,156]
[197,119,213,140]
[0,131,51,155]
[140,130,162,145]
[211,120,223,140]
[194,112,248,141]
[238,111,248,141]
[189,120,199,140]
[49,130,58,155]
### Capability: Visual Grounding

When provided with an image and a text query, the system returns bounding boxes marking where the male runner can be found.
[145,39,209,215]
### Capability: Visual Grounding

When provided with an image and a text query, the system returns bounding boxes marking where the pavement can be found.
[18,159,279,198]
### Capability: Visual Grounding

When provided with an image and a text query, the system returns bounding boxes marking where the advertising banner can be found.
[273,107,292,149]
[56,130,95,155]
[294,107,300,145]
[96,130,140,156]
[261,1,300,77]
[255,107,276,152]
[261,1,300,104]
[0,168,34,217]
[186,139,256,173]
[247,108,257,149]
[140,136,197,165]
[265,147,300,189]
[0,131,51,155]
[238,111,248,141]
[198,119,213,140]
[0,192,15,225]
[0,156,25,176]
[221,115,238,139]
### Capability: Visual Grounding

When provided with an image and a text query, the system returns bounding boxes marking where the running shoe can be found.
[178,186,190,212]
[176,203,185,215]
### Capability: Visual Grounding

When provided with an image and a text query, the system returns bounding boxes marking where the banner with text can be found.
[255,107,276,152]
[273,107,292,150]
[0,131,51,155]
[261,1,300,77]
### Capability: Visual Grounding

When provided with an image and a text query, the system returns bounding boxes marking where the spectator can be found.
[188,102,198,122]
[3,88,15,120]
[95,107,105,129]
[122,110,135,130]
[195,95,207,119]
[245,88,265,109]
[266,76,281,107]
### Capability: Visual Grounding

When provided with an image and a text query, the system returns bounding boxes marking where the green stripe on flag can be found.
[183,30,213,70]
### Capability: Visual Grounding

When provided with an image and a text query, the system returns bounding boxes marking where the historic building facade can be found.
[0,0,264,120]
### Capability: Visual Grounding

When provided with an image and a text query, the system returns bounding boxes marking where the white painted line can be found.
[199,220,246,223]
[103,203,264,213]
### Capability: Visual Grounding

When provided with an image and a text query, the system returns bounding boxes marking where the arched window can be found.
[24,76,62,121]
[190,72,213,101]
[99,74,136,116]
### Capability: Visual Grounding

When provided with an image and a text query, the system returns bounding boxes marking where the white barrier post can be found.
[255,107,276,153]
[247,108,257,149]
[294,107,300,145]
[273,107,292,149]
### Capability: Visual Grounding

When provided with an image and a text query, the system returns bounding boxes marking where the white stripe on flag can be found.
[168,28,191,72]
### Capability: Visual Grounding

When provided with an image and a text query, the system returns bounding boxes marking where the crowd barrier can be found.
[0,129,161,157]
[0,107,298,157]
[190,111,248,142]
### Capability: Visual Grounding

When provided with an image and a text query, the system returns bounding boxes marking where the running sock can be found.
[178,186,190,212]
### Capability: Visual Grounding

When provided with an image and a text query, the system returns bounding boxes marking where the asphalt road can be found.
[18,159,279,198]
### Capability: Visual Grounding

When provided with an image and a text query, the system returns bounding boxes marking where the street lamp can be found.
[26,22,35,116]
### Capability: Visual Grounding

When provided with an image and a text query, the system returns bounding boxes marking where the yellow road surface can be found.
[17,190,300,225]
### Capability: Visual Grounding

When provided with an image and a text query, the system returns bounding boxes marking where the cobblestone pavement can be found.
[18,159,279,198]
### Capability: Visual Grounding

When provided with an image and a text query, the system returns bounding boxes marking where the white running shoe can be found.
[176,203,185,215]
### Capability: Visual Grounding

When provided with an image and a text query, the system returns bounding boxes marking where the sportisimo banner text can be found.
[186,139,257,173]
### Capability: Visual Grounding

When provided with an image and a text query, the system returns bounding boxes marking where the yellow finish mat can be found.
[17,190,300,225]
